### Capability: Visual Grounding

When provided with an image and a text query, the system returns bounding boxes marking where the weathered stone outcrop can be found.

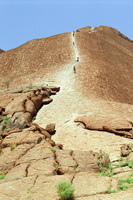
[0,86,60,130]
[75,112,133,138]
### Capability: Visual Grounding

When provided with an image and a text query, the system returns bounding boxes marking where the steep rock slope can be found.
[0,26,133,200]
[0,49,4,54]
[0,26,133,153]
[0,32,74,90]
[34,26,133,154]
[75,26,133,104]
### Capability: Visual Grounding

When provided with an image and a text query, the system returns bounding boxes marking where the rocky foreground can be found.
[0,26,133,199]
[0,85,132,200]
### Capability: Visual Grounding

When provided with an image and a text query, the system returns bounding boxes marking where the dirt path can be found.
[54,31,80,90]
[72,31,80,64]
[35,32,81,123]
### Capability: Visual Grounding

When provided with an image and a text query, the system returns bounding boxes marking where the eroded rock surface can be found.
[0,26,133,200]
[75,112,133,138]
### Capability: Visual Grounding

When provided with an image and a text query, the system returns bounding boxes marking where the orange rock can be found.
[25,100,37,117]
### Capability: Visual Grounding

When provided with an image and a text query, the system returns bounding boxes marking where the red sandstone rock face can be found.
[0,26,133,200]
[0,49,4,54]
[0,32,74,90]
[74,112,133,138]
[0,26,133,105]
[74,26,133,104]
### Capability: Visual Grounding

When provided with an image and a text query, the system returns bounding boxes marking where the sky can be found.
[0,0,133,51]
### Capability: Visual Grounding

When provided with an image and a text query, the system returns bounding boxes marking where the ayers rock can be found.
[1,26,133,148]
[0,26,133,200]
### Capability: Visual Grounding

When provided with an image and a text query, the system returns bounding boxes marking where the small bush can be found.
[51,147,57,153]
[53,163,60,169]
[57,182,75,200]
[0,116,26,132]
[97,150,111,171]
[118,185,131,191]
[128,160,133,168]
[0,173,6,180]
[72,165,78,170]
[119,177,133,185]
[0,116,14,132]
[10,143,17,151]
[107,188,118,194]
[4,80,10,90]
[35,132,40,135]
[117,157,123,162]
[99,169,114,177]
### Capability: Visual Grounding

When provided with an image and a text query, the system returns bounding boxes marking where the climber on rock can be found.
[77,57,79,62]
[73,66,76,73]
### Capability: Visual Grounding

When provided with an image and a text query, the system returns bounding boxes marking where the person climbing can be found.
[77,57,79,62]
[73,66,76,73]
[73,31,75,36]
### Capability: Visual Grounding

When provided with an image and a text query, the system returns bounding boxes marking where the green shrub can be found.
[51,147,57,153]
[118,162,125,167]
[72,165,78,170]
[10,143,17,151]
[119,177,133,185]
[35,132,40,135]
[117,157,133,168]
[53,163,60,169]
[27,185,34,193]
[117,157,123,162]
[126,177,133,184]
[0,116,26,132]
[107,188,118,193]
[128,160,133,168]
[0,116,14,132]
[99,170,114,177]
[118,185,131,191]
[0,173,6,180]
[57,182,75,200]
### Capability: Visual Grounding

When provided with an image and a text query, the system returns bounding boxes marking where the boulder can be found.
[41,130,51,138]
[42,98,53,104]
[121,145,130,157]
[25,99,37,116]
[45,123,56,135]
[13,112,32,128]
[31,95,43,111]
[50,87,60,92]
[75,113,132,131]
[5,96,27,114]
[74,112,133,138]
[0,106,2,114]
[41,90,50,98]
